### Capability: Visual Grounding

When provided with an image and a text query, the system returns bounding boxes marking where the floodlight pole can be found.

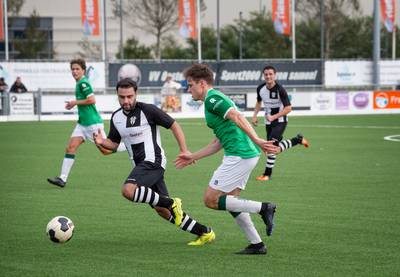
[4,0,8,60]
[119,0,124,60]
[197,0,202,63]
[291,0,296,62]
[373,0,380,90]
[101,0,107,62]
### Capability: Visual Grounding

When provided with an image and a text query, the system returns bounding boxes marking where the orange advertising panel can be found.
[178,0,197,39]
[0,0,4,41]
[81,0,100,36]
[272,0,291,36]
[373,91,400,109]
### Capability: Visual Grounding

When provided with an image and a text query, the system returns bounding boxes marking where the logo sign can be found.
[374,91,400,109]
[352,92,369,109]
[9,93,34,115]
[335,92,349,110]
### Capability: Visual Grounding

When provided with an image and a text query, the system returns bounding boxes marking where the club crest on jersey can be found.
[130,116,136,125]
[209,98,216,103]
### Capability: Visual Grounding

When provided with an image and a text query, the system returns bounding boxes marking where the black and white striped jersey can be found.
[108,102,174,169]
[256,82,291,125]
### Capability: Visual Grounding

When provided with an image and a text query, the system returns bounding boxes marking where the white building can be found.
[13,0,400,60]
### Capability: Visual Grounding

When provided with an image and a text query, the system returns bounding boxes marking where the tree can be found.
[76,37,102,60]
[7,0,25,16]
[297,0,361,59]
[117,36,152,59]
[111,0,207,59]
[235,11,291,59]
[13,10,52,59]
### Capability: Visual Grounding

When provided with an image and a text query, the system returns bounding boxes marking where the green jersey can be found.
[75,76,103,126]
[204,89,260,158]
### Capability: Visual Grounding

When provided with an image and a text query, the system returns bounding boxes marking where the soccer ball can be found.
[46,216,75,243]
[117,63,142,85]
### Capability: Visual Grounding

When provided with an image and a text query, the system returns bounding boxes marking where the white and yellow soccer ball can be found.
[46,216,75,243]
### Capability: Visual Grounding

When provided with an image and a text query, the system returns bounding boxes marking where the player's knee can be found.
[65,144,78,154]
[121,183,137,200]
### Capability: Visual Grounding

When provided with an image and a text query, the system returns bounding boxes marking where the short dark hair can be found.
[263,65,276,73]
[184,63,214,84]
[70,58,86,71]
[116,78,138,92]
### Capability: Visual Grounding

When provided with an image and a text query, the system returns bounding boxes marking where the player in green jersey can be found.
[175,63,281,255]
[47,58,116,187]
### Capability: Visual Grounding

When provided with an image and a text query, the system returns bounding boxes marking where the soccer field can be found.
[1,114,400,276]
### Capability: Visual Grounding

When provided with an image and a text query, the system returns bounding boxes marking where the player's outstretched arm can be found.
[93,129,119,155]
[226,109,281,154]
[174,138,222,169]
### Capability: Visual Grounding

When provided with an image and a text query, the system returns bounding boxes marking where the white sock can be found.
[225,195,262,213]
[60,156,75,182]
[235,213,262,244]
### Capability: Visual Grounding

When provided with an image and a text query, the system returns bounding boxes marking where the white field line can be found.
[178,122,400,130]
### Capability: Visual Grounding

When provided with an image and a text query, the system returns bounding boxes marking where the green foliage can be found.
[7,0,25,16]
[13,10,52,59]
[117,36,152,59]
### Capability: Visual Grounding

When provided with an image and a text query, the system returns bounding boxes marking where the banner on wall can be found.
[0,62,105,90]
[325,60,400,87]
[9,93,34,115]
[81,0,100,36]
[178,0,197,39]
[109,60,321,87]
[374,91,400,109]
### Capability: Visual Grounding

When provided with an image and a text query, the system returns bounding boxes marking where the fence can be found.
[1,86,399,122]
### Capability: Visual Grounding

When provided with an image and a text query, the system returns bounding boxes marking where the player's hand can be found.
[174,151,195,169]
[65,100,76,110]
[251,117,258,127]
[265,140,281,154]
[266,114,274,122]
[92,129,103,145]
[256,139,281,154]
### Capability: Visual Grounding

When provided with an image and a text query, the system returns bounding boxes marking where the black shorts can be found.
[124,162,169,197]
[265,122,287,142]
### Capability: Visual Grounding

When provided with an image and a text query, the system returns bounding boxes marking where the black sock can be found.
[132,185,173,208]
[169,212,209,236]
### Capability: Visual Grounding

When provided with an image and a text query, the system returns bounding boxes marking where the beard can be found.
[122,102,135,113]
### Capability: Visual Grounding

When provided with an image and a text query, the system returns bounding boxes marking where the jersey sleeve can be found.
[279,86,291,107]
[256,83,265,102]
[141,103,175,129]
[79,80,94,98]
[205,94,233,119]
[107,116,122,144]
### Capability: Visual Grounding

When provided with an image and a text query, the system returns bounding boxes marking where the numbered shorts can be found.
[71,123,106,142]
[209,155,259,193]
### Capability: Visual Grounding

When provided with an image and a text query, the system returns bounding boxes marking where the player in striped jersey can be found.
[252,65,309,181]
[93,78,215,246]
